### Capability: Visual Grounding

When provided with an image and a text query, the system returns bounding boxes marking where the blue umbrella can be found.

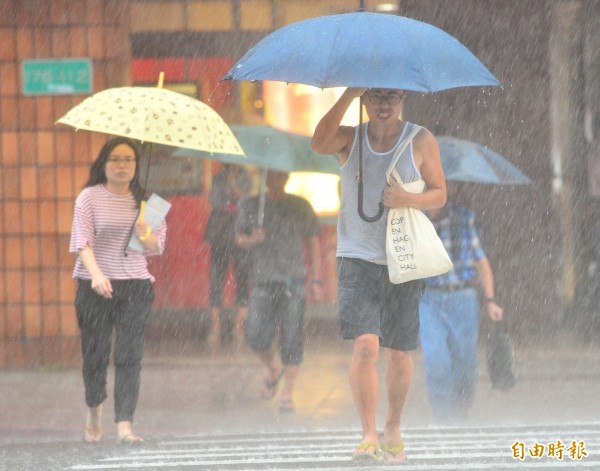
[437,136,531,185]
[223,9,499,221]
[223,12,499,93]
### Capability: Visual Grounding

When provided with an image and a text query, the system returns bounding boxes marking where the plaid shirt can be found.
[425,202,486,287]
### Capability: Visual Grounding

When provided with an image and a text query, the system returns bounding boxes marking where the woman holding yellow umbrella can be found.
[70,137,167,445]
[58,72,244,443]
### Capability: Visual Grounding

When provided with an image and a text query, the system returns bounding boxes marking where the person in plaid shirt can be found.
[420,188,503,424]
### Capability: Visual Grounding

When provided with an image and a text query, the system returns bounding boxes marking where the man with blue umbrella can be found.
[224,3,498,462]
[313,87,446,463]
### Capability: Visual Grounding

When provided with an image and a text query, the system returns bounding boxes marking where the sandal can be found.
[381,440,406,463]
[279,397,295,412]
[119,433,145,446]
[261,368,284,400]
[351,441,382,463]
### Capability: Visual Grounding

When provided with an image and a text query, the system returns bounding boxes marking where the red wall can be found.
[147,195,213,309]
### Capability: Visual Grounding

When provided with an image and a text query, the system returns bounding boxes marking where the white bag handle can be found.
[385,125,422,185]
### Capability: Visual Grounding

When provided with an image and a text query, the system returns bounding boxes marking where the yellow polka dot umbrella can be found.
[56,73,244,157]
[56,73,244,226]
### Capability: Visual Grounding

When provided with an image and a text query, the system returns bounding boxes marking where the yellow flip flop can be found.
[381,440,407,463]
[351,441,382,463]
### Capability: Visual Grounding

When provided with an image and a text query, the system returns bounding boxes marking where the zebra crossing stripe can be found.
[69,423,600,470]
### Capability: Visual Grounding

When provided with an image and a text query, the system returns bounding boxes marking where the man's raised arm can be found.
[312,88,366,162]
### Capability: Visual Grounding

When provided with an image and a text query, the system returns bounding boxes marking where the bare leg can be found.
[255,349,283,399]
[117,420,144,444]
[279,364,299,410]
[349,334,380,452]
[382,348,413,461]
[84,403,103,443]
[208,306,221,351]
[234,305,248,347]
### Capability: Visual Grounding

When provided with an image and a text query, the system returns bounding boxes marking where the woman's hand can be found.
[91,273,113,299]
[135,220,152,240]
[78,245,112,298]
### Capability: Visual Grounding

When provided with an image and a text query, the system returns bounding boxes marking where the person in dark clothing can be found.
[204,164,252,350]
[235,171,322,412]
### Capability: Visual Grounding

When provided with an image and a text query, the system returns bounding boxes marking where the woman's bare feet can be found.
[84,404,103,443]
[117,420,144,445]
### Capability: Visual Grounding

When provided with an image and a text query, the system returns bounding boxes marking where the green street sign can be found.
[22,58,93,95]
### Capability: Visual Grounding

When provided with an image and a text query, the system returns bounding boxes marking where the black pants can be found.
[209,241,250,307]
[75,279,154,423]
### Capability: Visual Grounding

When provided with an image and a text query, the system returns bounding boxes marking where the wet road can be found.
[2,424,599,470]
[1,328,599,470]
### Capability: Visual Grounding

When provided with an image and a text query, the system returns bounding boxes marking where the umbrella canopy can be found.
[438,136,531,185]
[56,74,245,226]
[56,84,244,156]
[175,125,339,175]
[223,10,499,222]
[223,12,499,92]
[176,125,339,227]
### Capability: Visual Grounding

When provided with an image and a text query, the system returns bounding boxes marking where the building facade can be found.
[1,0,599,367]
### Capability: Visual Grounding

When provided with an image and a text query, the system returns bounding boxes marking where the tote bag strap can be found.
[385,124,423,185]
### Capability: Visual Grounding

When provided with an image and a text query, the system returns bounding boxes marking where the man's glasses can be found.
[365,91,404,106]
[107,156,136,165]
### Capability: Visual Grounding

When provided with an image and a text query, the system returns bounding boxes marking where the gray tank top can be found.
[337,121,421,262]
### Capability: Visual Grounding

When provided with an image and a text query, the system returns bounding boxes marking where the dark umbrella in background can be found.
[438,136,531,185]
[176,125,339,175]
[175,124,339,225]
[223,1,500,221]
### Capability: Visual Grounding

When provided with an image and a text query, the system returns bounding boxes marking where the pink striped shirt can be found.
[69,184,167,281]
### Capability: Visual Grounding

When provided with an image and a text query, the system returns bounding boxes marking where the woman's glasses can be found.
[107,156,136,164]
[365,91,404,106]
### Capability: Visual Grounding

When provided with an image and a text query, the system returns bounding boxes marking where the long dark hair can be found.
[84,137,147,206]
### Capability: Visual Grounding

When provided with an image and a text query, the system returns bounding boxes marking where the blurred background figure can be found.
[582,114,600,333]
[420,182,503,424]
[235,171,322,412]
[204,164,252,351]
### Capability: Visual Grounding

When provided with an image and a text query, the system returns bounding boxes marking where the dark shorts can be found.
[245,281,306,365]
[337,257,425,351]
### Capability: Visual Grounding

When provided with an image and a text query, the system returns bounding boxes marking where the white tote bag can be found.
[385,126,452,283]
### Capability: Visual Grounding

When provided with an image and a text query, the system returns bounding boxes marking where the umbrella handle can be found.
[257,169,267,227]
[358,181,384,222]
[356,96,383,222]
[138,200,152,241]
